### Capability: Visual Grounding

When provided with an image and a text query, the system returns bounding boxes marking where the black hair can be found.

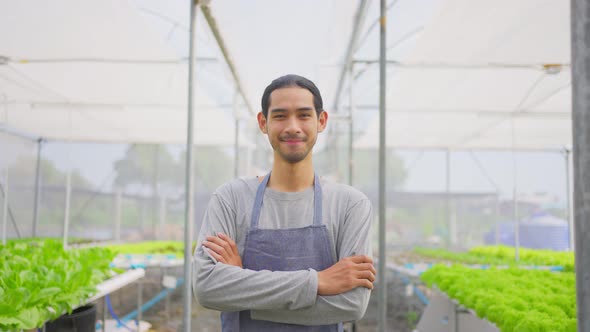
[260,74,324,118]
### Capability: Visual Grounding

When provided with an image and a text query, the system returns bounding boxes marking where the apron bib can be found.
[221,173,342,332]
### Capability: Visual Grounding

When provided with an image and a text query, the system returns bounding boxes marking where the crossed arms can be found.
[193,194,375,325]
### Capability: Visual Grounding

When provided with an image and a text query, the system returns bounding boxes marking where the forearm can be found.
[250,287,371,325]
[193,248,318,312]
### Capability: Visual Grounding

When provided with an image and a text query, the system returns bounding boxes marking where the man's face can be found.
[257,87,327,164]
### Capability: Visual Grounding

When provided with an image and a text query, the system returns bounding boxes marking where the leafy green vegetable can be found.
[421,264,576,332]
[106,241,194,256]
[414,245,574,272]
[0,239,115,331]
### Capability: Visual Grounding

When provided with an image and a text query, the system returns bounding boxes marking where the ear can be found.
[257,112,268,134]
[317,111,328,133]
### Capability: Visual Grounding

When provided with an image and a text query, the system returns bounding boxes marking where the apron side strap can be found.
[313,173,323,226]
[251,173,271,229]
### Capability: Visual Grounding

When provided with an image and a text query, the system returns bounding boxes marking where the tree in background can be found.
[113,144,234,195]
[8,156,92,189]
[2,156,94,236]
[113,144,181,197]
[353,149,407,191]
[178,146,234,192]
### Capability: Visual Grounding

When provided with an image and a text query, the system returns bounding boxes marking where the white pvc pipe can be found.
[86,269,146,303]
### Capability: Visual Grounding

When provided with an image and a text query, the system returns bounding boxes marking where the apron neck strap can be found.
[250,172,322,229]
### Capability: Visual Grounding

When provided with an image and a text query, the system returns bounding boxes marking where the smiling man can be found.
[193,74,375,332]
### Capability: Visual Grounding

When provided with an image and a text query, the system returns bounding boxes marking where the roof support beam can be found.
[332,0,370,112]
[200,4,254,115]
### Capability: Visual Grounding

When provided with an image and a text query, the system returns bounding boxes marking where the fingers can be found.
[358,262,377,275]
[202,238,228,257]
[359,278,374,290]
[217,233,239,255]
[343,256,376,275]
[206,248,226,264]
[208,235,233,253]
[202,233,241,266]
[357,270,376,283]
[348,255,373,264]
[203,234,234,256]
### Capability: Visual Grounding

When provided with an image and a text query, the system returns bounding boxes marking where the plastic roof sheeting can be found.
[355,0,571,150]
[0,0,573,151]
[0,0,251,146]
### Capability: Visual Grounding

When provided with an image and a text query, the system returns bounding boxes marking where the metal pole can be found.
[512,146,520,261]
[467,151,502,246]
[32,138,43,237]
[348,65,354,186]
[2,168,8,245]
[159,196,167,240]
[571,0,590,329]
[377,0,387,330]
[152,145,160,238]
[102,297,107,332]
[62,166,72,249]
[114,189,122,242]
[164,267,171,320]
[234,89,239,178]
[200,5,254,115]
[63,110,72,249]
[495,193,500,245]
[332,0,370,111]
[183,1,197,331]
[137,280,143,322]
[564,147,575,251]
[446,149,456,247]
[139,199,145,233]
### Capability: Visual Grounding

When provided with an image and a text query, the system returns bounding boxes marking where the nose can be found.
[284,116,301,135]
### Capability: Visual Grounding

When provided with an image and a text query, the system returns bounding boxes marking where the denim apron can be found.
[220,173,343,332]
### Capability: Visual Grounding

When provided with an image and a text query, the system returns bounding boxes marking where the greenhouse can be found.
[0,0,587,332]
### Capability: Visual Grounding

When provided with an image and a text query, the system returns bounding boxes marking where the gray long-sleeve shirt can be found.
[193,176,373,325]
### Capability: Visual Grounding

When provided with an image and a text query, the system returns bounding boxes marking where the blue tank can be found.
[484,212,570,251]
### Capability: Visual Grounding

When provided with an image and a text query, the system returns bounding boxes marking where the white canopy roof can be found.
[354,0,571,150]
[0,0,252,146]
[0,0,572,150]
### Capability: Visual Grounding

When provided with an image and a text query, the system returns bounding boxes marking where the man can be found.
[193,74,375,331]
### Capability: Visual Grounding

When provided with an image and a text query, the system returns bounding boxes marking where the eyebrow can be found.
[269,107,315,114]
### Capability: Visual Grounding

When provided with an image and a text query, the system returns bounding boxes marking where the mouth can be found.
[280,137,305,144]
[283,140,303,145]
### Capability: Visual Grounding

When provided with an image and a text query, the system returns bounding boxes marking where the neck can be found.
[268,155,314,192]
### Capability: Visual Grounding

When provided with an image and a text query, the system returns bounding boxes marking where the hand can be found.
[317,255,376,296]
[202,233,243,268]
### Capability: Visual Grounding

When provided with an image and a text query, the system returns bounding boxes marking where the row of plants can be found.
[0,239,115,331]
[414,245,574,272]
[421,264,576,332]
[106,240,190,256]
[6,237,93,245]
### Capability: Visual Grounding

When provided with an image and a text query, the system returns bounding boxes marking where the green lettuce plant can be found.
[415,245,574,271]
[421,264,576,332]
[0,240,115,331]
[106,241,194,256]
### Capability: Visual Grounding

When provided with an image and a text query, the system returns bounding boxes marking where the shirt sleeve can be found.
[192,193,319,312]
[250,198,374,325]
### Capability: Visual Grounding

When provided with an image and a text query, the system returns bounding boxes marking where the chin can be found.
[280,152,308,164]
